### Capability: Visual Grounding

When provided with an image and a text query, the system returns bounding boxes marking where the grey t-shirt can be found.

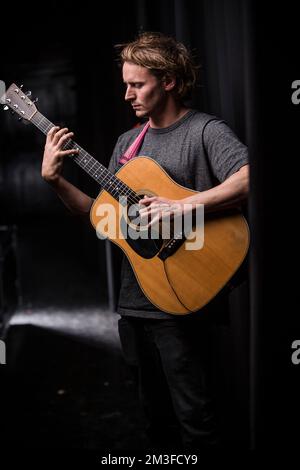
[107,109,249,319]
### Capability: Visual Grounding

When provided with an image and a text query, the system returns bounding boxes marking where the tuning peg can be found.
[3,105,9,111]
[25,90,32,97]
[20,84,23,89]
[32,97,38,104]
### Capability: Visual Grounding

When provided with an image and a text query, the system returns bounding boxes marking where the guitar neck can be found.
[31,110,136,202]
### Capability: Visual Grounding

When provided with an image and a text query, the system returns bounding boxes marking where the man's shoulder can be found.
[189,110,220,127]
[184,111,222,142]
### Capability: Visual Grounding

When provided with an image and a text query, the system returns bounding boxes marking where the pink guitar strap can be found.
[119,121,150,165]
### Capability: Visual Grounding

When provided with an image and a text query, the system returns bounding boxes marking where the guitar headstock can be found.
[1,83,38,122]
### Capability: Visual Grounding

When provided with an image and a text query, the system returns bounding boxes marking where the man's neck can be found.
[149,101,190,129]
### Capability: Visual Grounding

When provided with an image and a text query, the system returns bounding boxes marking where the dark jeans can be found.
[118,314,218,450]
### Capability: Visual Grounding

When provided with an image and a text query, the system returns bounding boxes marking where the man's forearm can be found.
[48,176,94,215]
[183,164,249,212]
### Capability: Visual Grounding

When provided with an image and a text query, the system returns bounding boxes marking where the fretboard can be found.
[31,111,138,204]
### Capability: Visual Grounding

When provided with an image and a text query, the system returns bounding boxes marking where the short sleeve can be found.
[203,120,249,182]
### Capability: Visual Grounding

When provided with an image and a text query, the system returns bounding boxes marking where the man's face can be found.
[122,62,167,118]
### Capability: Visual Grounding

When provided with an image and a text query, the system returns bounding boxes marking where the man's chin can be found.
[134,108,148,117]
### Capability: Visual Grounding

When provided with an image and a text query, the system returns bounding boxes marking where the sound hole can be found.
[125,193,163,251]
[126,192,155,232]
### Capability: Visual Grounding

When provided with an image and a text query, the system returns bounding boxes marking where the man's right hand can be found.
[41,127,79,184]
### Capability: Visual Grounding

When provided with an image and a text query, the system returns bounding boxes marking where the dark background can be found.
[0,0,299,458]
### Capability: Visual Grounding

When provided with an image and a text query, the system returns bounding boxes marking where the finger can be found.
[139,199,150,206]
[140,202,164,213]
[139,206,148,214]
[47,126,60,141]
[148,214,162,228]
[140,209,162,225]
[157,203,170,210]
[57,131,74,148]
[139,206,155,217]
[139,196,156,205]
[161,210,173,221]
[139,210,152,224]
[142,203,168,214]
[53,127,69,145]
[59,148,80,157]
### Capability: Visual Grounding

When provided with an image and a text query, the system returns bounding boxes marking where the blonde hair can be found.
[116,32,199,101]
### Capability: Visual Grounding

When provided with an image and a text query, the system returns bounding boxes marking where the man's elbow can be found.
[238,164,249,200]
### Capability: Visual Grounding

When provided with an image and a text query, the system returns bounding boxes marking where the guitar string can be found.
[35,112,178,237]
[6,86,150,208]
[15,101,169,236]
[33,112,143,207]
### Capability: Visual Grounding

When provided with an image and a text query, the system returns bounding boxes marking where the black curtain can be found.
[246,2,300,450]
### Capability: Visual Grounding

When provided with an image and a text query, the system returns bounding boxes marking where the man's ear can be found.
[163,75,176,92]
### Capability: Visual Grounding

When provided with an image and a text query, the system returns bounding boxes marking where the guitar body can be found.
[90,156,249,315]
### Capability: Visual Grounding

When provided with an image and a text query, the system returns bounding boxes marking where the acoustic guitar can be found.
[2,83,249,315]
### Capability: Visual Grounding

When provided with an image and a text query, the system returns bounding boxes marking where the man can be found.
[41,32,249,450]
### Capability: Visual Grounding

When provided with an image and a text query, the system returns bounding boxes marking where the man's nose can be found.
[125,86,135,101]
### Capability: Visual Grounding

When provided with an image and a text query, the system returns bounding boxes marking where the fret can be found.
[31,111,138,204]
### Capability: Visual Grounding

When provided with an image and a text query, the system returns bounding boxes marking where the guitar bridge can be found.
[158,232,186,261]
